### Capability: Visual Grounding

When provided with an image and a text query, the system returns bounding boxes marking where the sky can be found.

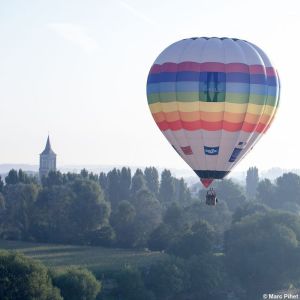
[0,0,299,173]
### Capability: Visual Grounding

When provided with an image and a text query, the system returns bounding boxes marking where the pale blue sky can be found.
[0,0,299,172]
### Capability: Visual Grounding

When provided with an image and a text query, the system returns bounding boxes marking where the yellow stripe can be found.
[248,104,275,116]
[149,102,276,116]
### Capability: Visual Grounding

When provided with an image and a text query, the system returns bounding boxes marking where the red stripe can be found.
[249,65,276,76]
[177,62,226,72]
[156,120,266,133]
[266,67,277,76]
[248,65,265,74]
[223,121,243,131]
[181,146,193,155]
[150,62,277,77]
[256,123,267,132]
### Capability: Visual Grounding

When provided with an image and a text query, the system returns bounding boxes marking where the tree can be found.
[0,193,5,211]
[69,179,110,240]
[99,172,108,193]
[168,220,216,259]
[232,201,271,223]
[111,200,137,248]
[144,257,186,299]
[256,178,276,206]
[87,172,99,182]
[159,169,175,205]
[1,183,39,240]
[246,167,259,199]
[41,171,64,187]
[0,251,62,300]
[120,167,131,201]
[148,223,175,251]
[63,172,80,183]
[112,189,162,248]
[144,167,159,197]
[113,200,136,224]
[0,193,5,236]
[256,174,300,212]
[224,211,300,297]
[115,267,155,300]
[186,254,226,300]
[80,168,89,178]
[276,172,300,205]
[18,169,37,184]
[0,175,4,192]
[4,169,36,185]
[131,189,162,247]
[131,169,147,196]
[89,225,116,247]
[163,203,185,231]
[107,168,121,208]
[184,201,231,236]
[32,185,75,243]
[33,179,110,244]
[53,267,101,300]
[5,169,19,185]
[173,178,191,205]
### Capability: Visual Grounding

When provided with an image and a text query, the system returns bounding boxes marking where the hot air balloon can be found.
[146,37,280,203]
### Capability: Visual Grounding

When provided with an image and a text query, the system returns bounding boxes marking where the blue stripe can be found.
[147,71,276,86]
[147,82,278,96]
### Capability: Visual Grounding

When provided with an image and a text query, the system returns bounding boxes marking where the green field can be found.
[0,239,165,273]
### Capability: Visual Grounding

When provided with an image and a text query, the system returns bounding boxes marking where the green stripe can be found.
[266,95,279,106]
[147,92,277,106]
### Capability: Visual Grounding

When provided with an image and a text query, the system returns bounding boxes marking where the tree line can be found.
[1,167,300,299]
[0,167,191,248]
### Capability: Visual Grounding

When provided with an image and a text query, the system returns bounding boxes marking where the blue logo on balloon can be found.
[204,146,219,155]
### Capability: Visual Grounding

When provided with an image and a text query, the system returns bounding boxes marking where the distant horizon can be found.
[2,162,300,170]
[1,162,299,180]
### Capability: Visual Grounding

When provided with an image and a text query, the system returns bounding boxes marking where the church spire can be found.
[39,135,57,179]
[41,135,56,155]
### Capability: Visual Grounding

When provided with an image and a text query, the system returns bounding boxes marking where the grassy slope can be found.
[0,239,165,273]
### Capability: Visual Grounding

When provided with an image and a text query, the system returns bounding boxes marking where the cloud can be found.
[119,1,157,26]
[48,23,99,54]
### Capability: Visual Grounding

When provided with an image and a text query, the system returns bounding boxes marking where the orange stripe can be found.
[156,120,266,133]
[259,114,273,124]
[224,111,246,123]
[200,111,226,122]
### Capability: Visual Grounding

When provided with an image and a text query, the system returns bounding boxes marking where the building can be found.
[39,136,56,179]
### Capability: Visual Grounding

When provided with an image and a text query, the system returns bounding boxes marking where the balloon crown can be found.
[188,37,245,42]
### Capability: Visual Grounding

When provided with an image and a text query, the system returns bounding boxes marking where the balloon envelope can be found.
[146,37,280,187]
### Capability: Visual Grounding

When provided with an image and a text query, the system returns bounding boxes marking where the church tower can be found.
[39,136,57,179]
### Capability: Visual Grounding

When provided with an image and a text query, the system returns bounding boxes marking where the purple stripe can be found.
[150,62,276,76]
